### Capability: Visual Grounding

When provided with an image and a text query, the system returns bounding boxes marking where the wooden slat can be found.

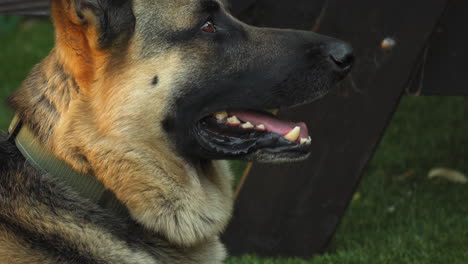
[0,0,49,15]
[223,0,449,257]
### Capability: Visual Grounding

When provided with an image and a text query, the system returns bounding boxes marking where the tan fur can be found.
[0,225,54,264]
[51,0,109,92]
[10,205,156,263]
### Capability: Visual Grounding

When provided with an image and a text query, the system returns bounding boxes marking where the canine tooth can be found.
[227,116,241,125]
[284,126,301,142]
[241,122,254,129]
[214,111,228,120]
[256,124,266,130]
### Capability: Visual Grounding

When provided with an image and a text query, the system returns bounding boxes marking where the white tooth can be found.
[227,116,241,125]
[284,126,301,142]
[214,111,228,120]
[256,124,266,130]
[300,136,312,145]
[241,122,254,129]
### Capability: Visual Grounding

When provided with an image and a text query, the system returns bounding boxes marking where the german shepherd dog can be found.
[0,0,353,263]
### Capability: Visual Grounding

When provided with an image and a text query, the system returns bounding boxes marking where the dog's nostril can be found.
[328,42,354,71]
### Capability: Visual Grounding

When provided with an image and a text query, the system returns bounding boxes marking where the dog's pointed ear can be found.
[52,0,135,50]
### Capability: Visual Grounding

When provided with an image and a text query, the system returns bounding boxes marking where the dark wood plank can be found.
[223,0,449,257]
[0,0,49,16]
[408,0,468,96]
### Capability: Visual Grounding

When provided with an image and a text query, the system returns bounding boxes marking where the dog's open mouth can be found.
[194,109,312,160]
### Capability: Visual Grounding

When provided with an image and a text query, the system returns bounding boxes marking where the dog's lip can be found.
[194,119,312,156]
[192,108,312,157]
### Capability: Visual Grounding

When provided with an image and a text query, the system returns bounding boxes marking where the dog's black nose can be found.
[327,41,354,75]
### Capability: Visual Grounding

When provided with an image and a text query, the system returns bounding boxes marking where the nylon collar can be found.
[8,115,129,217]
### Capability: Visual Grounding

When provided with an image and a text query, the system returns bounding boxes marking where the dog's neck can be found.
[10,50,76,148]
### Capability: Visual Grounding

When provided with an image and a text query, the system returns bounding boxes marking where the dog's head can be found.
[51,0,353,164]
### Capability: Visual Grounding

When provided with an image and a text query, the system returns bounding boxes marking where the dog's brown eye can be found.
[201,20,216,33]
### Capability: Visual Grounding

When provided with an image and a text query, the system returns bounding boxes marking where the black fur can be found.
[74,0,136,50]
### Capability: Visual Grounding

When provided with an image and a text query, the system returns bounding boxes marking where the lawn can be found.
[1,18,467,263]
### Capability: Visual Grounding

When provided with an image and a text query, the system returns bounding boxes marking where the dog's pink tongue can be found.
[229,110,309,138]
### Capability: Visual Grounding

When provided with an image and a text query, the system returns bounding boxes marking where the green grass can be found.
[0,17,54,129]
[1,18,467,263]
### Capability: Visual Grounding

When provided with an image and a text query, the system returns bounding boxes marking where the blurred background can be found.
[1,5,467,264]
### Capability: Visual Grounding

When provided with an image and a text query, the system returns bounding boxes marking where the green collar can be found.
[8,115,129,217]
